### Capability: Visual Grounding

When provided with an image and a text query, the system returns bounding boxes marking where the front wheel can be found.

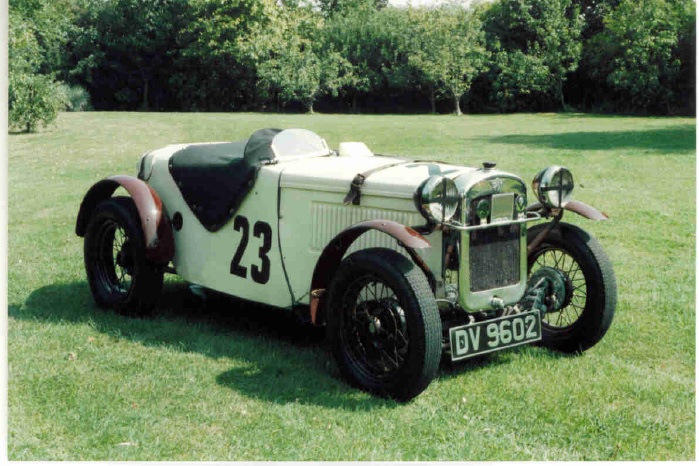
[527,222,617,353]
[84,197,163,316]
[326,248,442,401]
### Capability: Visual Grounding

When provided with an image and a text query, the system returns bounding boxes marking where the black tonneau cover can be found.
[168,128,281,232]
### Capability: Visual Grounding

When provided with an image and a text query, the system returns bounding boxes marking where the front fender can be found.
[75,175,174,264]
[564,200,609,221]
[308,219,432,325]
[528,200,609,221]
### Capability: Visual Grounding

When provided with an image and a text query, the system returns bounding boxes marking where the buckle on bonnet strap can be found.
[342,158,412,206]
[343,174,367,206]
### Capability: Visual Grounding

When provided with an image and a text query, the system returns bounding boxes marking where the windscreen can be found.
[271,129,330,160]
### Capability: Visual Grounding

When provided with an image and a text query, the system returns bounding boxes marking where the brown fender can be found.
[75,175,174,264]
[564,200,609,221]
[528,200,609,221]
[308,219,432,325]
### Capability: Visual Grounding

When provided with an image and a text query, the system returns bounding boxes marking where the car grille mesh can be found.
[469,225,521,292]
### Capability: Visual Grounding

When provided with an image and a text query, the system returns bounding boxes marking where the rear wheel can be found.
[84,197,163,316]
[527,222,616,353]
[326,248,441,401]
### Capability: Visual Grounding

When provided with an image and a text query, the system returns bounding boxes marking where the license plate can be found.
[449,310,542,361]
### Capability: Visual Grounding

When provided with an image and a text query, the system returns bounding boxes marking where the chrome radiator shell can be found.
[453,171,529,311]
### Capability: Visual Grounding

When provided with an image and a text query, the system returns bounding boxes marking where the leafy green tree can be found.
[8,5,68,132]
[316,0,387,18]
[322,14,372,112]
[324,7,412,112]
[8,8,40,75]
[674,0,695,114]
[258,41,342,113]
[572,0,621,39]
[173,0,279,111]
[406,6,489,114]
[256,5,349,113]
[482,0,583,111]
[9,73,67,132]
[565,0,621,109]
[69,0,191,110]
[10,0,77,76]
[585,0,693,113]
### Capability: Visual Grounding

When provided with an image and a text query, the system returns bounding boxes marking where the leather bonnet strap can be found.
[343,157,412,206]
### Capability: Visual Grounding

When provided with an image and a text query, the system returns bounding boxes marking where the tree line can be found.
[8,0,696,132]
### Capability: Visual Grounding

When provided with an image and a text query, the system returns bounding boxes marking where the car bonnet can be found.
[279,155,475,200]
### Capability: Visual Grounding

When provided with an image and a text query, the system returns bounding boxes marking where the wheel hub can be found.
[353,299,409,357]
[528,266,569,313]
[368,317,382,334]
[116,240,134,272]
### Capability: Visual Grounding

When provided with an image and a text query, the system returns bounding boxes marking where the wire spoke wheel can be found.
[327,248,441,401]
[84,197,163,315]
[527,222,616,353]
[341,275,409,380]
[529,247,586,329]
[95,219,134,296]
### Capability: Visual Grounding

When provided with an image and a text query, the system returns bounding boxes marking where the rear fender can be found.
[308,219,433,325]
[75,175,174,264]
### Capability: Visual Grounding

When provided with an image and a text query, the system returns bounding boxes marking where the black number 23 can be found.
[229,216,272,284]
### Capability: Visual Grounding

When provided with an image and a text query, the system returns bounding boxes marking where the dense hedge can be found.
[8,0,695,131]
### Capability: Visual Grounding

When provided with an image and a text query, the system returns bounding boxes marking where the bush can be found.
[9,73,68,133]
[57,83,93,111]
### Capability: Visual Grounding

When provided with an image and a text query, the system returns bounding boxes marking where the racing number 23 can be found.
[230,215,272,284]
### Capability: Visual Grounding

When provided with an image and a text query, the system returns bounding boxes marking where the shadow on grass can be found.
[13,280,363,409]
[484,125,696,154]
[12,279,553,407]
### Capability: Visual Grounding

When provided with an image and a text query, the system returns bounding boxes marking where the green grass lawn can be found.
[8,112,696,460]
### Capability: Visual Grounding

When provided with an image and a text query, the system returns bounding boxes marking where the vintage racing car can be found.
[76,128,616,401]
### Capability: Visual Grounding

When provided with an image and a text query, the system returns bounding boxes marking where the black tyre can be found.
[326,248,442,401]
[527,222,616,353]
[84,196,163,316]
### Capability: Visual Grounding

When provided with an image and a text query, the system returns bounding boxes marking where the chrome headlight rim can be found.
[532,165,574,209]
[416,175,460,224]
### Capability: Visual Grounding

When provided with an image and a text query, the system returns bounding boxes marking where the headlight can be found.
[532,165,574,208]
[417,175,459,223]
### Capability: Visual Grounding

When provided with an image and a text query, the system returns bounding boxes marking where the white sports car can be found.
[76,128,616,401]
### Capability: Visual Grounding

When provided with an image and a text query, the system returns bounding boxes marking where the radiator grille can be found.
[469,225,521,292]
